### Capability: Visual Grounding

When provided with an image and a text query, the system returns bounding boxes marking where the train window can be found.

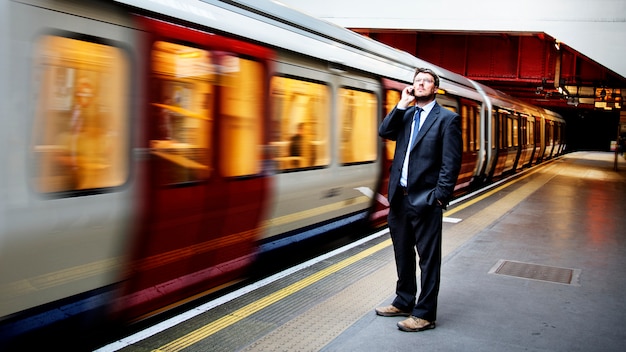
[498,112,506,149]
[442,97,482,151]
[509,115,519,147]
[384,89,401,161]
[32,35,129,194]
[270,76,330,171]
[492,112,497,149]
[442,104,458,113]
[150,41,212,184]
[461,105,469,152]
[339,88,378,165]
[527,118,534,146]
[535,118,542,145]
[469,106,476,151]
[505,116,511,147]
[504,114,515,148]
[546,122,554,144]
[459,103,478,152]
[219,55,264,177]
[454,101,480,152]
[473,106,480,151]
[519,116,525,145]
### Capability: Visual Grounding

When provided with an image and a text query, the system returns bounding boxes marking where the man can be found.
[376,67,462,332]
[290,122,304,157]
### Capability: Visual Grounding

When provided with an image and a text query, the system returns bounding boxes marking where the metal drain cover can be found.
[489,260,580,285]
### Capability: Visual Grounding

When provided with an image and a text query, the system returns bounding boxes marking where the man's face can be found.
[412,73,437,99]
[76,84,93,108]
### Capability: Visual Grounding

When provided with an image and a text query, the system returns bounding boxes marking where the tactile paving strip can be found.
[240,258,397,352]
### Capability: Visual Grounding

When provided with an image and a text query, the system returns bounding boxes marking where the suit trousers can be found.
[388,189,443,322]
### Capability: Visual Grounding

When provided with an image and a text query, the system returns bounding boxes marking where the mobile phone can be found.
[408,88,415,96]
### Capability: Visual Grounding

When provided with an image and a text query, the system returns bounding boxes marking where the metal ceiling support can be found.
[554,40,562,90]
[354,29,626,113]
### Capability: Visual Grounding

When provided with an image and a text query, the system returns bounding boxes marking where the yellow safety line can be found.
[153,239,392,352]
[444,164,551,217]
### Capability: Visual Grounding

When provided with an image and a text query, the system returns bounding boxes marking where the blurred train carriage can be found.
[0,0,565,346]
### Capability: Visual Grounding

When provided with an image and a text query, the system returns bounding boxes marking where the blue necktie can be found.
[409,107,423,149]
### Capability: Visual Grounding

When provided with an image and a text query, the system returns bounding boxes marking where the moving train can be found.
[0,0,565,346]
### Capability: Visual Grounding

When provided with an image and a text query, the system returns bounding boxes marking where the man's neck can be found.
[415,96,435,108]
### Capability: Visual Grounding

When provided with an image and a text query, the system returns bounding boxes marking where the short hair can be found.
[413,67,440,88]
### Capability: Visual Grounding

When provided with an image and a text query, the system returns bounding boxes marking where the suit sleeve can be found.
[434,112,463,205]
[379,106,408,141]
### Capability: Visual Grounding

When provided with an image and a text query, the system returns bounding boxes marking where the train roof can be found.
[114,0,562,121]
[472,81,527,110]
[221,1,474,84]
[541,108,566,122]
[114,0,475,88]
[474,81,565,121]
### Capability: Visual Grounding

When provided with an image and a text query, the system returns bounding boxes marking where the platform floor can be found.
[97,151,626,352]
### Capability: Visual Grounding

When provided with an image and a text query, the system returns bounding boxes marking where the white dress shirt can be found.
[400,100,436,187]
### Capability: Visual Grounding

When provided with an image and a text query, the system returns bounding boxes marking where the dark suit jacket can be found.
[379,102,462,214]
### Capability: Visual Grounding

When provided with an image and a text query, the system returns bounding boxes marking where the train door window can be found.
[472,105,481,151]
[498,111,506,148]
[534,118,540,145]
[511,116,519,147]
[519,116,525,145]
[460,102,478,152]
[504,114,514,148]
[150,41,213,184]
[469,105,476,151]
[506,116,511,147]
[492,112,497,149]
[339,88,377,165]
[554,122,559,144]
[270,76,330,171]
[546,121,554,144]
[527,117,534,146]
[219,55,265,177]
[32,35,129,195]
[384,89,401,161]
[461,105,469,152]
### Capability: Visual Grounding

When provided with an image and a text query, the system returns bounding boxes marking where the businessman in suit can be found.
[376,67,462,332]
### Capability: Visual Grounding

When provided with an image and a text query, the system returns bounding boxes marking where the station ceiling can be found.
[354,29,626,113]
[278,0,626,115]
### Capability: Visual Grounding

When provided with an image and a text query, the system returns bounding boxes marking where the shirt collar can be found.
[417,100,436,117]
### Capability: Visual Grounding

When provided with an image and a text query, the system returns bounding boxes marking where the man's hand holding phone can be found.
[398,86,416,109]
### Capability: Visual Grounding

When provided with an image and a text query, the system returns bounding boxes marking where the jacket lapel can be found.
[412,103,439,149]
[403,107,416,147]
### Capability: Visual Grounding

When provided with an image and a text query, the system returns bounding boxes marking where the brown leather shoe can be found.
[397,316,436,332]
[375,305,410,317]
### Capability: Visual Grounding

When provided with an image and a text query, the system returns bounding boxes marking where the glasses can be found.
[414,78,434,84]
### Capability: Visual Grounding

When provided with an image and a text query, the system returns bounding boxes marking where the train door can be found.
[331,73,381,227]
[516,113,532,170]
[491,109,508,178]
[554,121,565,155]
[119,17,272,319]
[532,116,544,164]
[6,0,136,325]
[505,112,521,173]
[456,98,481,191]
[485,109,498,180]
[521,114,535,169]
[526,115,539,166]
[263,60,381,242]
[544,120,556,159]
[371,79,405,225]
